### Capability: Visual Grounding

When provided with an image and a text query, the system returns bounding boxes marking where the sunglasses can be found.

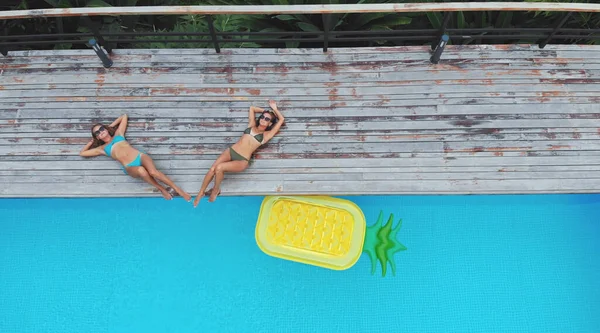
[93,126,106,137]
[259,114,272,122]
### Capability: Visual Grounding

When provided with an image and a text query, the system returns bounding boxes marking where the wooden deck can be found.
[1,44,600,198]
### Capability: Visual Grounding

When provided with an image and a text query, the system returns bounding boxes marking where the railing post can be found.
[430,34,449,64]
[539,12,572,49]
[89,38,113,68]
[206,15,220,53]
[432,12,452,50]
[322,14,331,52]
[0,24,8,56]
[81,16,112,53]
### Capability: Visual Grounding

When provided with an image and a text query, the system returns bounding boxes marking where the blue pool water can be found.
[1,194,599,333]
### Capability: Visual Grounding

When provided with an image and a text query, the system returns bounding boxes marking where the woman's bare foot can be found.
[172,187,191,201]
[167,187,192,202]
[160,189,173,200]
[208,188,221,202]
[193,193,204,208]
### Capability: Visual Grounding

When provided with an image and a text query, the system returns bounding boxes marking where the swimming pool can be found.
[1,194,599,333]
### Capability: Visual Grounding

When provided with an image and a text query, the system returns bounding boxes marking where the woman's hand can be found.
[269,99,284,123]
[268,99,278,110]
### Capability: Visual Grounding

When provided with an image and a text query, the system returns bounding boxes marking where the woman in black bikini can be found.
[193,100,285,206]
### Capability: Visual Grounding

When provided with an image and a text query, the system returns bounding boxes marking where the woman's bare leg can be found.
[140,154,190,201]
[208,161,248,202]
[194,149,231,207]
[127,166,172,200]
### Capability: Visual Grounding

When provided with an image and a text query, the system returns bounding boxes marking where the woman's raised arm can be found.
[248,105,264,127]
[111,114,128,136]
[79,139,104,157]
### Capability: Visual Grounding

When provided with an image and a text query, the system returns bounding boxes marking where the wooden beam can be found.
[0,3,599,20]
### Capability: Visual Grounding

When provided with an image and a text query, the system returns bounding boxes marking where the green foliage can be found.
[525,0,600,45]
[135,14,262,48]
[3,0,599,50]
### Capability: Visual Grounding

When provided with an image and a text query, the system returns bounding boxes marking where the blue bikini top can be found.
[103,135,126,156]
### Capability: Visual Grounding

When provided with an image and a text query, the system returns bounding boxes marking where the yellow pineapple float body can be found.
[255,195,407,275]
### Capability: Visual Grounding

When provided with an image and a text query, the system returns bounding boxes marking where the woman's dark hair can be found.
[90,123,117,149]
[256,110,278,131]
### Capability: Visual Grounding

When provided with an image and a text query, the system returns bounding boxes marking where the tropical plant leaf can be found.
[86,0,113,7]
[426,12,443,29]
[372,15,412,27]
[496,11,513,28]
[54,43,72,50]
[351,13,387,30]
[370,25,392,31]
[457,11,466,29]
[293,14,316,25]
[480,11,487,27]
[43,0,60,6]
[259,27,285,33]
[297,22,321,32]
[275,14,298,21]
[285,41,300,48]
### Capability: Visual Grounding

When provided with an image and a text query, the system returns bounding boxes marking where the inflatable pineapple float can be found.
[255,196,407,276]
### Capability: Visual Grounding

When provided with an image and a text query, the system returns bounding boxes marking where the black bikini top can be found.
[244,127,264,144]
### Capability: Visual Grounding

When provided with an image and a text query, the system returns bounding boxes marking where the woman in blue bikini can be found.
[79,114,191,201]
[193,100,285,206]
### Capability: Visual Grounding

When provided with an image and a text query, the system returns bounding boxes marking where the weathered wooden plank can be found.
[8,80,600,99]
[7,106,445,119]
[1,96,597,108]
[3,139,599,156]
[3,177,600,197]
[8,54,594,70]
[0,141,448,155]
[1,98,592,110]
[1,68,591,87]
[3,169,600,185]
[0,181,282,197]
[4,61,600,76]
[3,155,600,172]
[4,107,600,124]
[3,128,597,143]
[0,172,367,183]
[3,59,600,73]
[0,79,557,91]
[2,132,597,146]
[4,78,595,93]
[4,85,600,99]
[4,105,600,123]
[0,50,575,67]
[3,164,599,177]
[0,54,152,65]
[2,149,598,164]
[5,111,600,125]
[361,171,600,181]
[280,178,600,194]
[0,46,493,58]
[2,118,598,134]
[2,44,595,57]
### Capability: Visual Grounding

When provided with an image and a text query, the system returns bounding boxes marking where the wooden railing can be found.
[1,2,599,65]
[1,3,600,19]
